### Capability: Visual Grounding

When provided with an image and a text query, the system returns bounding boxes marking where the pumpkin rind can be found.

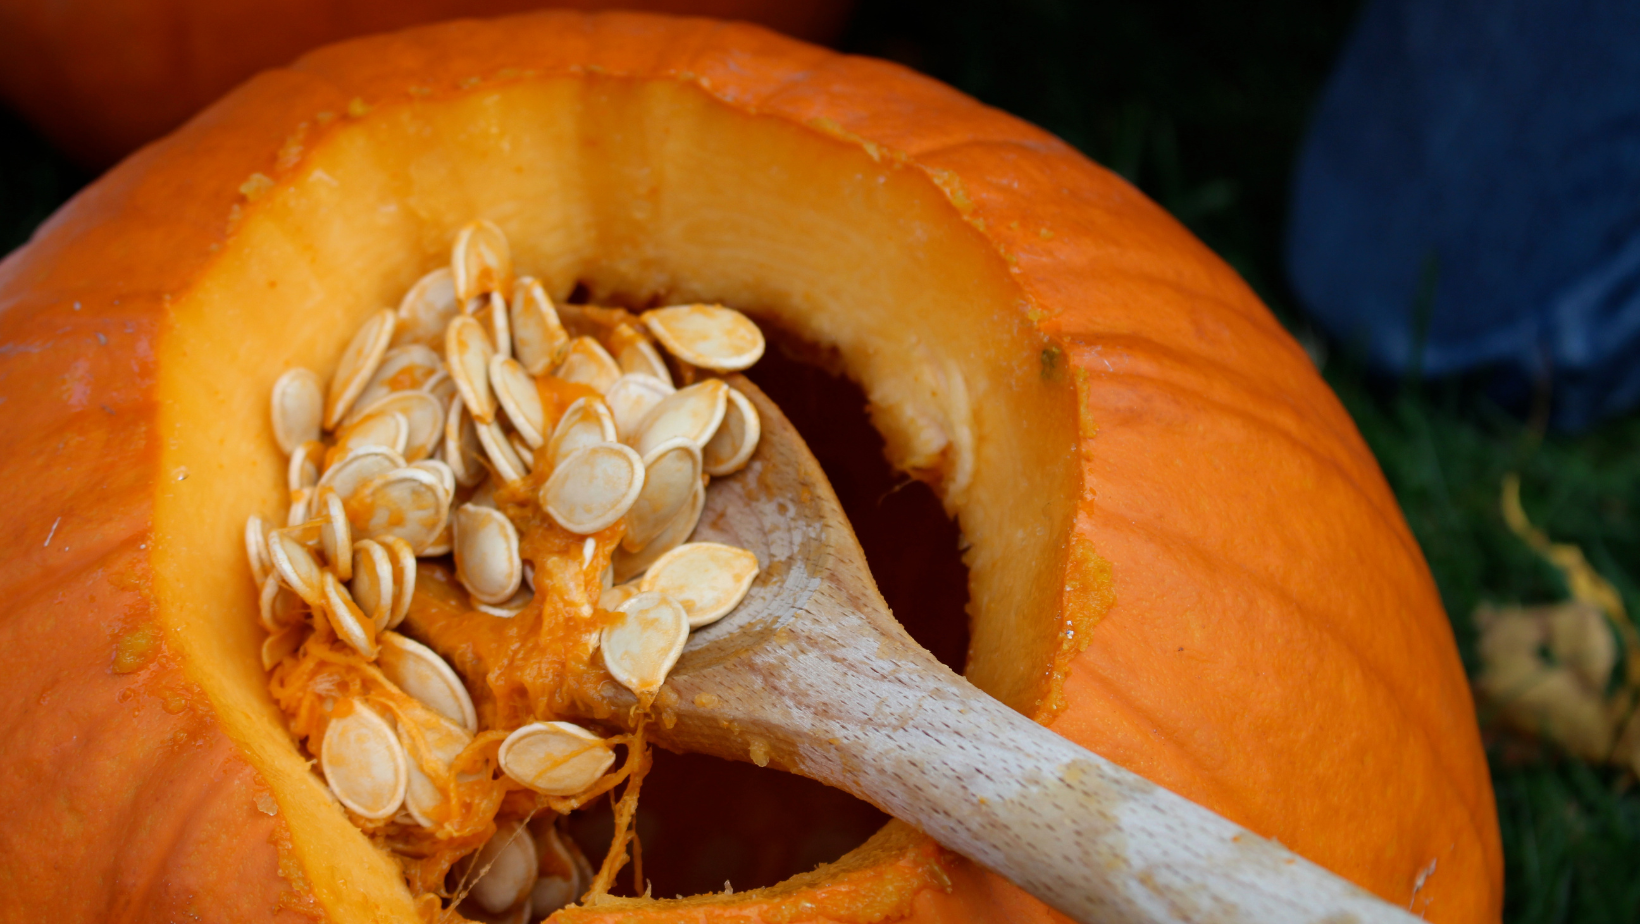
[0,11,1501,924]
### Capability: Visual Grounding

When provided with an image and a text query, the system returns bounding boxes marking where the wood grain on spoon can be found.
[590,375,1419,924]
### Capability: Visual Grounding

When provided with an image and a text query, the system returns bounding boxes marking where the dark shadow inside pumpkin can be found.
[563,329,973,898]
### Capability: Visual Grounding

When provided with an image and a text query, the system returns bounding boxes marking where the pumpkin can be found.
[0,11,1502,923]
[0,0,853,168]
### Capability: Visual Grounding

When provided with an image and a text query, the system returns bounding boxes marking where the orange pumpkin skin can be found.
[0,11,1502,924]
[0,0,852,167]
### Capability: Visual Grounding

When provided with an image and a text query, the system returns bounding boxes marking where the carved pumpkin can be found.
[0,12,1501,923]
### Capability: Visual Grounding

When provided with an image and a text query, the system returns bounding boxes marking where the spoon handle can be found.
[653,376,1421,921]
[755,600,1421,924]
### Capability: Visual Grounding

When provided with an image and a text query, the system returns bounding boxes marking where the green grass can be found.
[4,2,1639,917]
[0,107,87,256]
[1333,368,1640,923]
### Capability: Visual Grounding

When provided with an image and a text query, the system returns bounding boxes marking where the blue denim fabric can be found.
[1285,0,1640,428]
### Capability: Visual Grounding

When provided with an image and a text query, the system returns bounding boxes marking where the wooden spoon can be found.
[602,376,1421,924]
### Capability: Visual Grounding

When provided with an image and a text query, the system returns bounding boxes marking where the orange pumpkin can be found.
[0,0,853,167]
[0,11,1502,923]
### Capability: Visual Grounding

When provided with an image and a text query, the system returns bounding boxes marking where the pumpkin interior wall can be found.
[151,75,1078,915]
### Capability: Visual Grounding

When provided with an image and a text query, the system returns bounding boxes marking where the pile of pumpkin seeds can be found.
[247,220,764,917]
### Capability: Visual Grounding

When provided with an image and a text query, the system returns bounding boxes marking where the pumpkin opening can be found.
[746,336,973,677]
[560,338,968,898]
[151,72,1076,919]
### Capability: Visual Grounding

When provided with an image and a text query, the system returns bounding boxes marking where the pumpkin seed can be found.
[261,623,307,671]
[394,268,461,349]
[397,710,473,828]
[325,309,397,429]
[468,476,500,510]
[377,535,418,629]
[540,443,644,535]
[604,373,674,441]
[453,503,522,605]
[612,480,703,584]
[318,488,353,581]
[426,520,455,556]
[510,277,568,375]
[703,384,760,476]
[288,440,322,492]
[473,585,532,618]
[530,826,583,916]
[598,581,640,612]
[321,570,378,658]
[489,355,545,448]
[472,290,513,360]
[378,631,477,732]
[641,542,760,628]
[350,390,444,462]
[416,461,452,506]
[246,514,272,585]
[512,434,537,474]
[287,487,313,527]
[347,344,443,424]
[622,438,701,552]
[349,539,394,630]
[601,592,689,697]
[271,368,324,454]
[609,323,672,387]
[349,467,449,553]
[547,397,617,470]
[410,458,456,504]
[443,395,485,487]
[641,304,765,371]
[554,336,621,393]
[452,219,511,302]
[333,410,408,458]
[446,315,497,424]
[498,721,615,796]
[423,369,458,408]
[468,819,538,914]
[268,527,325,607]
[632,379,728,457]
[320,700,406,820]
[475,417,528,484]
[282,517,325,551]
[318,446,406,503]
[258,573,304,632]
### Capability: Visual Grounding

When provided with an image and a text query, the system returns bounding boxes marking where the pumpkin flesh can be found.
[0,13,1500,924]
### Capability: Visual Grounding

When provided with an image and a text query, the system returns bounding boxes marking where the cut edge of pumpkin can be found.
[554,821,956,923]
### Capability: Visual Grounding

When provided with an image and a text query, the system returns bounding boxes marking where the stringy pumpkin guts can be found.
[249,220,766,920]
